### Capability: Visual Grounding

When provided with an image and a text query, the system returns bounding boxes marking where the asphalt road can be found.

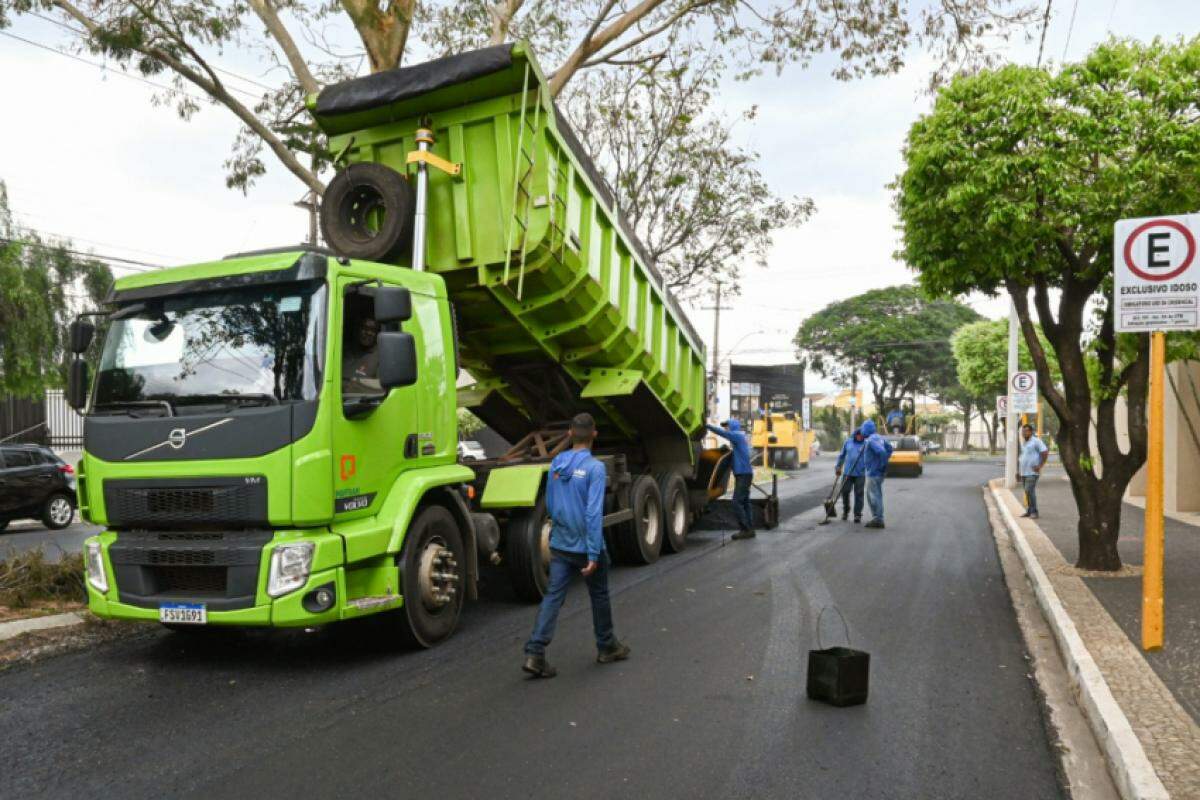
[1,517,97,562]
[0,459,1063,800]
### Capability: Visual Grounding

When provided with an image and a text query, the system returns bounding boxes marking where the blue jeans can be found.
[524,549,615,656]
[866,476,885,522]
[1023,474,1040,514]
[840,475,865,518]
[733,473,754,531]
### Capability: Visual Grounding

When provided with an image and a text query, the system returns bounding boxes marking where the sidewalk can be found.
[994,478,1200,797]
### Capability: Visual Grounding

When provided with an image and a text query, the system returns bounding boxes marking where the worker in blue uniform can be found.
[707,418,756,540]
[523,413,630,678]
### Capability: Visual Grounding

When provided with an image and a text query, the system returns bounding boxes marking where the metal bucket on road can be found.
[806,607,870,707]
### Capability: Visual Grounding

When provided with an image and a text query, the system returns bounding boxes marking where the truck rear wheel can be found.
[614,475,663,565]
[395,505,465,648]
[656,471,689,553]
[320,163,415,262]
[506,497,551,602]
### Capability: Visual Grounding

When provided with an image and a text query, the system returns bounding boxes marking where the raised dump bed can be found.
[309,42,706,469]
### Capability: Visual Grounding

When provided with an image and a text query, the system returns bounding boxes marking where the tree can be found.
[794,285,982,415]
[950,319,1059,451]
[563,49,813,297]
[0,1,1036,294]
[0,182,113,398]
[894,38,1200,570]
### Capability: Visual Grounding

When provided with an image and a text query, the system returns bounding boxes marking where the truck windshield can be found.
[93,281,326,414]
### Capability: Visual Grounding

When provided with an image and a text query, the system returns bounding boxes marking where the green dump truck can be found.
[71,43,776,646]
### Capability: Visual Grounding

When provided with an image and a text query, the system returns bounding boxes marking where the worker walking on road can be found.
[523,413,630,679]
[707,419,755,540]
[860,419,893,529]
[835,428,867,523]
[1019,424,1049,519]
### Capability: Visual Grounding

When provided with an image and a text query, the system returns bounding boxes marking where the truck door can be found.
[332,278,420,520]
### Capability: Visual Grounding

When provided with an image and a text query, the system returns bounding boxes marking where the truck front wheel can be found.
[395,505,465,648]
[506,497,551,602]
[614,475,663,565]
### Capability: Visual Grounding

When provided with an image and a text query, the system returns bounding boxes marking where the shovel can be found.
[819,444,866,524]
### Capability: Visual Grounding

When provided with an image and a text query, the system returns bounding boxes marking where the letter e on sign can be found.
[1114,214,1200,333]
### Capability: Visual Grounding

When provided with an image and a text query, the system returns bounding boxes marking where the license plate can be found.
[159,602,207,625]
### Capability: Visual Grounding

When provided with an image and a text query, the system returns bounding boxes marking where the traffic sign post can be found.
[1114,214,1200,652]
[1009,371,1038,414]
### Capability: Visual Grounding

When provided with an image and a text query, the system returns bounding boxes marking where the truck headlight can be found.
[85,541,108,593]
[268,542,315,598]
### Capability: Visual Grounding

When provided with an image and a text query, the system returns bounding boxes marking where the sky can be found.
[2,1,1198,395]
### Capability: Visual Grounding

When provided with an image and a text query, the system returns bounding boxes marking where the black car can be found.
[0,444,77,531]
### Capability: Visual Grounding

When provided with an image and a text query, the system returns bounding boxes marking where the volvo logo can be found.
[124,418,235,461]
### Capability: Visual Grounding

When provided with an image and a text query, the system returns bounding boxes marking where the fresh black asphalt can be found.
[0,460,1063,799]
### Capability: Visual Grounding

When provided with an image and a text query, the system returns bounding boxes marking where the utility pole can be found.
[1005,302,1019,489]
[702,281,724,421]
[294,190,318,246]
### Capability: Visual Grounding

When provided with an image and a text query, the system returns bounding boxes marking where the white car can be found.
[457,440,487,461]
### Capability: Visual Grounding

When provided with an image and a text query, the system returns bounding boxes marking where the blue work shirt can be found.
[859,419,893,478]
[1019,435,1048,477]
[836,431,867,477]
[545,448,607,562]
[707,419,753,475]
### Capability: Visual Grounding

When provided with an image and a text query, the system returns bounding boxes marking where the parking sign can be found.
[1010,371,1037,414]
[1114,215,1200,332]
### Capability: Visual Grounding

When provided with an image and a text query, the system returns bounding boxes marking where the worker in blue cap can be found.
[707,418,755,540]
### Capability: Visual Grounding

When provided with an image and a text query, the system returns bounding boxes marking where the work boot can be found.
[731,529,756,540]
[522,654,557,678]
[597,640,631,664]
[863,519,885,529]
[1020,510,1031,518]
[854,516,862,524]
[1029,512,1039,520]
[841,509,849,521]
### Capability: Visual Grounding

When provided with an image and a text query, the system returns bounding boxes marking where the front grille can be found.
[109,528,272,611]
[153,566,228,595]
[103,477,267,529]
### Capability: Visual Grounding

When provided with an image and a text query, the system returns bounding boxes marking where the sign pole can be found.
[1142,331,1166,651]
[1005,303,1019,489]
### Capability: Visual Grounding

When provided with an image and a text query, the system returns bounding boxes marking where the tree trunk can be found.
[961,399,972,452]
[1070,474,1124,571]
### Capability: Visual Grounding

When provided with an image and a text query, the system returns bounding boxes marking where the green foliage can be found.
[951,319,1059,400]
[813,405,851,452]
[0,183,113,398]
[794,285,981,412]
[457,408,483,438]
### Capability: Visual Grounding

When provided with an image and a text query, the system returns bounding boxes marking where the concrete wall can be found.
[1119,360,1200,513]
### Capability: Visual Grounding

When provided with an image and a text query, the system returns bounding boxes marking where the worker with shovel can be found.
[834,428,868,523]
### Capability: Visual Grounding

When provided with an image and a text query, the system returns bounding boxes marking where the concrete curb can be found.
[0,612,85,642]
[989,482,1169,800]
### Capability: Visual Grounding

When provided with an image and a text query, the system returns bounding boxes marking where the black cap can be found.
[570,412,596,435]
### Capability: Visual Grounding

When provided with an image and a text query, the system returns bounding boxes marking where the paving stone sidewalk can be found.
[1001,479,1200,796]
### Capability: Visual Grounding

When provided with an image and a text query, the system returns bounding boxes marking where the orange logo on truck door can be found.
[340,455,357,481]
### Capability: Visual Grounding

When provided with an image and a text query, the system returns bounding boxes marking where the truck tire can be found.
[506,497,551,602]
[614,474,663,565]
[656,471,689,554]
[320,163,415,262]
[394,505,466,648]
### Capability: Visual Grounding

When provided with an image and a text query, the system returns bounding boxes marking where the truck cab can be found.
[76,248,477,645]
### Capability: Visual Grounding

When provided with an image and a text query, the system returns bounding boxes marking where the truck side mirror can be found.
[69,319,95,354]
[67,360,89,411]
[375,287,412,324]
[378,331,417,389]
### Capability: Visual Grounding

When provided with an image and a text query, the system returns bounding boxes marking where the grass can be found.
[0,550,86,610]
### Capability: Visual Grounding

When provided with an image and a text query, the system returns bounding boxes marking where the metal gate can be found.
[45,390,84,448]
[0,394,47,444]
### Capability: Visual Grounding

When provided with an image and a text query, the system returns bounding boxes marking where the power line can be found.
[10,212,185,262]
[1061,0,1080,62]
[0,237,161,272]
[30,11,276,93]
[1036,0,1054,67]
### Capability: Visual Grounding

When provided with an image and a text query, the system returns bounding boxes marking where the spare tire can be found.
[320,163,415,262]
